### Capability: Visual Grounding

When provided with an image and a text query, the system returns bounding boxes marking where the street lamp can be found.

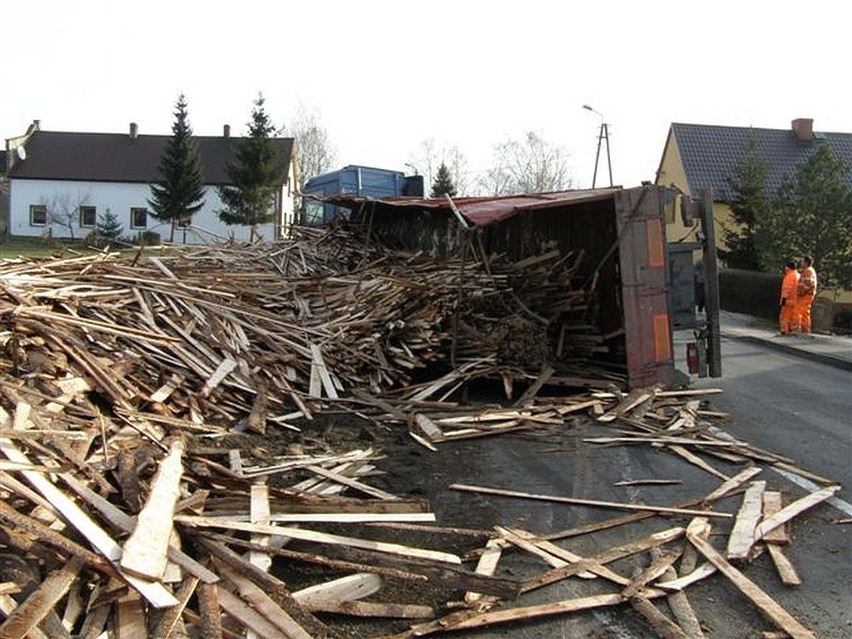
[404,162,419,176]
[582,104,613,188]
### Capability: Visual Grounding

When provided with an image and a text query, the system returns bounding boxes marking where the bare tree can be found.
[41,190,92,240]
[409,139,472,196]
[286,104,336,194]
[479,131,573,195]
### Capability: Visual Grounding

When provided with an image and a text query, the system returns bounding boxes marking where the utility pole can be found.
[583,104,613,188]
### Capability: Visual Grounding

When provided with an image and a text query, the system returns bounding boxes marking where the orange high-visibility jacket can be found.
[798,266,817,297]
[781,269,799,303]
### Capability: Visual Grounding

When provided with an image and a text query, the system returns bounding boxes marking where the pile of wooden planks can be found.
[0,231,841,638]
[0,373,841,638]
[0,225,607,434]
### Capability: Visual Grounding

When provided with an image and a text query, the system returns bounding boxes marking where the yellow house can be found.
[655,118,852,311]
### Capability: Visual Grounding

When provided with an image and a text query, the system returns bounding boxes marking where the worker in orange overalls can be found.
[779,260,800,335]
[794,255,818,333]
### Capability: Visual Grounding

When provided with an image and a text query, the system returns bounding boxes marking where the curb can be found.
[722,331,852,373]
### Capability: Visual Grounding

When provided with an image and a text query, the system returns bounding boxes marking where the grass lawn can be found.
[0,236,94,260]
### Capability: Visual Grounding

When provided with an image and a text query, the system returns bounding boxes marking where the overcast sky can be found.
[2,1,847,191]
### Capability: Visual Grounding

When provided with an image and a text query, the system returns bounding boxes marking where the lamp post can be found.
[582,104,613,188]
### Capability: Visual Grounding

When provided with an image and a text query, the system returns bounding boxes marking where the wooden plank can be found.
[522,527,685,594]
[620,548,682,598]
[513,366,555,407]
[614,479,682,486]
[292,573,382,610]
[0,557,82,639]
[61,472,219,584]
[667,445,730,481]
[216,587,292,639]
[659,563,704,638]
[686,520,816,639]
[196,582,224,639]
[450,483,732,518]
[216,561,315,639]
[727,480,767,561]
[115,594,148,639]
[679,517,710,577]
[426,592,656,634]
[308,600,434,619]
[754,486,840,541]
[410,413,444,442]
[629,594,689,639]
[120,439,185,580]
[178,515,462,564]
[762,491,789,544]
[465,538,503,606]
[266,513,436,524]
[702,467,763,504]
[0,430,178,608]
[150,576,199,639]
[305,464,400,501]
[500,527,609,582]
[656,562,717,592]
[766,544,802,586]
[249,483,272,575]
[310,343,339,399]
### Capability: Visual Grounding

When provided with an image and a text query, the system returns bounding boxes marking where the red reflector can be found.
[653,313,671,363]
[647,218,665,267]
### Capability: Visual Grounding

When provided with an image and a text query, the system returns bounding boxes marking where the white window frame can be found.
[29,204,47,226]
[79,205,97,228]
[130,207,148,229]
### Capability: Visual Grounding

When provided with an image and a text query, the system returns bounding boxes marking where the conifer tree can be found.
[217,94,281,241]
[721,133,769,270]
[149,94,205,242]
[89,208,124,248]
[430,162,457,198]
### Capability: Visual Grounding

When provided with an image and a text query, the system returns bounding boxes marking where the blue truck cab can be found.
[302,165,424,225]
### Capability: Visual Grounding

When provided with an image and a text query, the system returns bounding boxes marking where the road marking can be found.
[706,425,852,518]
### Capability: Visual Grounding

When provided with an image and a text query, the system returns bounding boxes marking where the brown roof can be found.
[8,130,294,186]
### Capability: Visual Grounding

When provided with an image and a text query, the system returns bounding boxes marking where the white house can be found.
[4,120,296,244]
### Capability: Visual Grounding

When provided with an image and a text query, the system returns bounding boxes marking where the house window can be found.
[79,206,97,228]
[130,207,148,229]
[29,205,47,226]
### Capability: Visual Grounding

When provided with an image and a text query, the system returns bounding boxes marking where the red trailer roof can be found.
[323,187,622,227]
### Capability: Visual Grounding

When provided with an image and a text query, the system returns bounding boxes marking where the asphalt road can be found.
[415,334,852,638]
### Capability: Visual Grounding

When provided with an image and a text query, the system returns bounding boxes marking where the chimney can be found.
[32,119,41,131]
[791,118,813,141]
[129,122,138,140]
[223,124,231,139]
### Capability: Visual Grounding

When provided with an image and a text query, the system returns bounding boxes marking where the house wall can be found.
[658,133,736,257]
[9,178,293,243]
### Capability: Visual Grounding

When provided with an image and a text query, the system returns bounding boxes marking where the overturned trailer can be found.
[327,185,720,390]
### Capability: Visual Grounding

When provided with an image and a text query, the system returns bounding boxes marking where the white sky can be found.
[2,0,848,190]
